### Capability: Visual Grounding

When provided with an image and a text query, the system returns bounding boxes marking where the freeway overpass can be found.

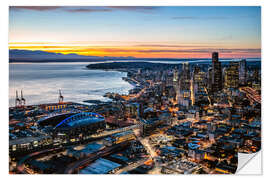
[89,124,141,138]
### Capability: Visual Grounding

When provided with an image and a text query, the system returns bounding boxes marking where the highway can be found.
[90,124,140,138]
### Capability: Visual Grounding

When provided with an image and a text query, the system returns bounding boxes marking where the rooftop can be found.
[9,134,51,146]
[79,158,121,174]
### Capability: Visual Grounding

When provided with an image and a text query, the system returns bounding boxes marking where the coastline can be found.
[9,63,134,107]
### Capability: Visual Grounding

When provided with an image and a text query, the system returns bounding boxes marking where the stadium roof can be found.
[38,112,105,129]
[55,112,104,129]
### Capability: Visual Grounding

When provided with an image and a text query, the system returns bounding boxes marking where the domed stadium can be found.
[38,112,106,135]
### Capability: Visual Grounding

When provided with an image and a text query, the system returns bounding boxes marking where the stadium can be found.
[38,111,106,136]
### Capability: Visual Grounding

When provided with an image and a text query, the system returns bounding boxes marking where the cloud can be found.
[9,44,261,55]
[10,6,159,14]
[9,47,261,59]
[10,6,62,11]
[44,47,261,55]
[137,48,261,54]
[64,7,112,13]
[134,44,216,48]
[65,6,159,13]
[107,6,159,11]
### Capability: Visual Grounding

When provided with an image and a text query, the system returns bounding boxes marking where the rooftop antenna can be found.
[21,90,26,106]
[15,90,21,107]
[58,89,64,104]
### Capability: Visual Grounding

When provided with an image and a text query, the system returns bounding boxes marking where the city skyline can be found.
[9,52,261,174]
[9,6,261,59]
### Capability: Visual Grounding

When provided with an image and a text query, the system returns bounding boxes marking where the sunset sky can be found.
[9,6,261,58]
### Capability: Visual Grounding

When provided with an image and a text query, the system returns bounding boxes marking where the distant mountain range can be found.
[9,49,198,63]
[9,49,137,63]
[9,49,261,63]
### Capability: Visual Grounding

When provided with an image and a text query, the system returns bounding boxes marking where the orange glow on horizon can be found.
[9,43,261,59]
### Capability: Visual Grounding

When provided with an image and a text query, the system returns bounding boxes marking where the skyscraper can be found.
[173,67,180,103]
[207,67,212,91]
[225,61,239,89]
[239,59,247,86]
[178,62,191,107]
[193,67,206,91]
[211,52,222,92]
[179,62,190,91]
[173,67,179,83]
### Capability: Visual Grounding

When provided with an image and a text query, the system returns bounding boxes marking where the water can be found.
[9,63,134,107]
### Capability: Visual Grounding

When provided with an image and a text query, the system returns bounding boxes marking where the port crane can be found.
[21,90,26,106]
[15,90,21,107]
[58,89,64,104]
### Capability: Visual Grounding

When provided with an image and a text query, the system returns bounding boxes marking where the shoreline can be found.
[9,64,134,107]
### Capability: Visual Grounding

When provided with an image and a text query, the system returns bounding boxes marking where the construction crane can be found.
[58,89,64,104]
[21,90,26,106]
[15,90,21,107]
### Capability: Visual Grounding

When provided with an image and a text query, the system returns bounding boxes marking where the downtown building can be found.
[239,59,247,86]
[224,61,239,89]
[179,62,191,91]
[192,66,206,92]
[191,66,207,106]
[178,62,192,107]
[210,52,223,93]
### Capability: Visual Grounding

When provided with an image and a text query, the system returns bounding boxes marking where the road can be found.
[15,124,141,174]
[132,128,164,174]
[204,87,212,106]
[133,128,158,159]
[148,166,162,174]
[114,158,148,174]
[90,124,140,138]
[129,87,147,101]
[17,147,63,174]
[239,87,261,104]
